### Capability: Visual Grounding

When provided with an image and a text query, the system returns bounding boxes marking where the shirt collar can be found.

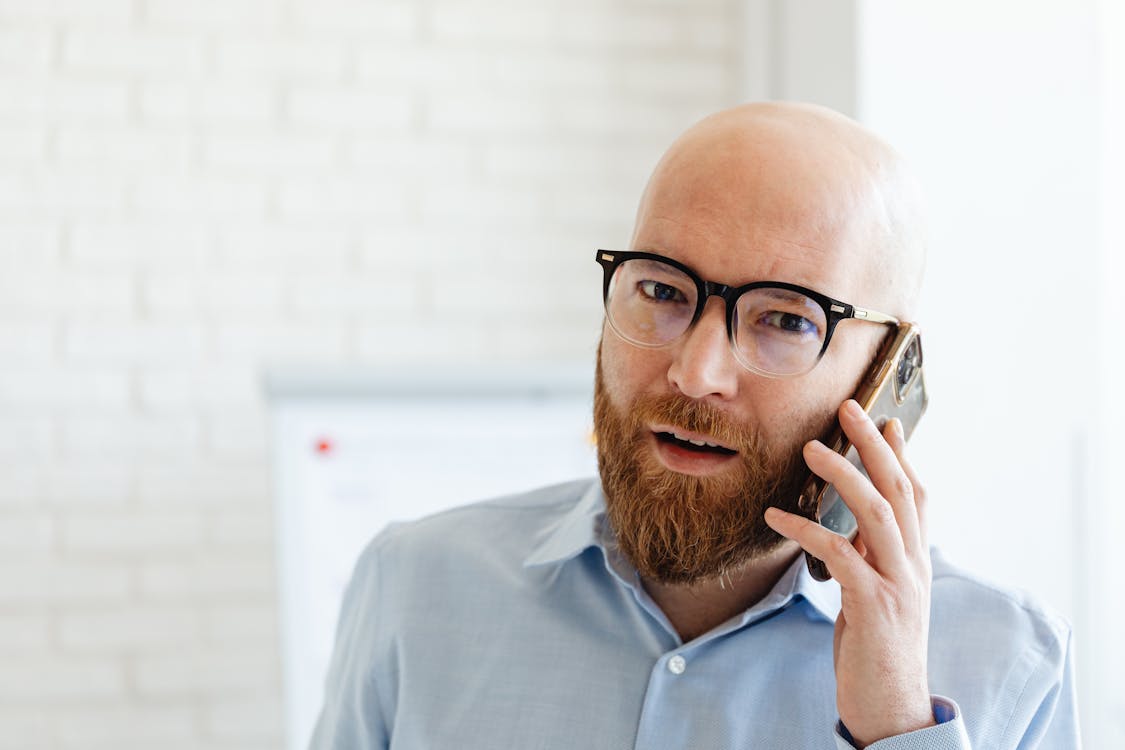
[757,550,842,624]
[522,479,605,568]
[523,479,841,624]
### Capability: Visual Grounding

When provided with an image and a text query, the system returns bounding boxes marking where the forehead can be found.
[628,108,898,304]
[631,177,875,302]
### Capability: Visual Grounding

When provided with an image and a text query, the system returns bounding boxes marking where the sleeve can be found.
[307,539,391,750]
[834,697,972,750]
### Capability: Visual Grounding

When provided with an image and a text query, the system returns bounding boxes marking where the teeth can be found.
[672,431,722,449]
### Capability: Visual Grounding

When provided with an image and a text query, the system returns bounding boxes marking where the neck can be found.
[642,541,801,642]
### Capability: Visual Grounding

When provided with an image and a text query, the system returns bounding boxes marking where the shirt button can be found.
[667,655,686,675]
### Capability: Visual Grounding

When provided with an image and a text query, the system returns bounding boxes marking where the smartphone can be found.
[796,323,928,582]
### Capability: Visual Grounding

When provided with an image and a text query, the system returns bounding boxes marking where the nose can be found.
[666,297,741,400]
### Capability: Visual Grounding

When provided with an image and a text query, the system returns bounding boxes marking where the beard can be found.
[593,351,830,585]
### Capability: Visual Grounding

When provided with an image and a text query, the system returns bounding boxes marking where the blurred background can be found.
[0,0,1120,748]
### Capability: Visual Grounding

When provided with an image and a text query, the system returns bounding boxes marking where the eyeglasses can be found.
[596,250,899,378]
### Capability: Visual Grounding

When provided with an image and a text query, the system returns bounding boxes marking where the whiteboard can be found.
[268,368,598,750]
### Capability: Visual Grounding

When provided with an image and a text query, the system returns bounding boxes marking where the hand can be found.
[764,399,933,747]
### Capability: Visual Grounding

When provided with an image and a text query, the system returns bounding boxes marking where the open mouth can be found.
[654,430,738,456]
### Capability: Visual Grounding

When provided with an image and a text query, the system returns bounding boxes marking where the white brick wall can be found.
[0,0,740,745]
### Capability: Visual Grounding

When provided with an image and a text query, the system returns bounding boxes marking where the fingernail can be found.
[845,399,864,418]
[805,439,828,454]
[892,418,904,439]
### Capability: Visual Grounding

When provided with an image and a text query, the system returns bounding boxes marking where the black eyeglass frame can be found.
[595,249,900,377]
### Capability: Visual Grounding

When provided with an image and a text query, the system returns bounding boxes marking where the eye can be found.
[759,311,818,335]
[638,280,689,303]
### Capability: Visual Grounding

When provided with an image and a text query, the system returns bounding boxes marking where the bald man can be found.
[312,104,1079,749]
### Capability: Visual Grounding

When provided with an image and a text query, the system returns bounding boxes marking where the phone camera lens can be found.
[897,357,914,387]
[896,337,921,389]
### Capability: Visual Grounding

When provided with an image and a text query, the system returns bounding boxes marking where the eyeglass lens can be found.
[604,257,829,376]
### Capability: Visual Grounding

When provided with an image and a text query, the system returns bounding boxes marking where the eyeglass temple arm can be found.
[851,306,899,325]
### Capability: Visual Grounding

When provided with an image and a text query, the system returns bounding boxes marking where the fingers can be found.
[884,415,928,549]
[805,443,909,580]
[770,398,927,587]
[837,400,923,555]
[764,506,872,590]
[802,438,910,576]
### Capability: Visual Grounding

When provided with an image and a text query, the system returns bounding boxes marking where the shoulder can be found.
[930,547,1070,650]
[926,552,1080,746]
[355,477,596,577]
[927,547,1072,691]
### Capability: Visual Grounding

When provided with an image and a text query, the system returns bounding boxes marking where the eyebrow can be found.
[749,287,817,304]
[628,249,831,298]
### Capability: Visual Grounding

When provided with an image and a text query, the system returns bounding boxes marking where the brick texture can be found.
[0,0,738,745]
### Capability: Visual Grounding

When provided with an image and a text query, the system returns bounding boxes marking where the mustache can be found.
[625,392,771,458]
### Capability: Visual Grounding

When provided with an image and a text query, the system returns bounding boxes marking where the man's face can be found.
[595,115,891,585]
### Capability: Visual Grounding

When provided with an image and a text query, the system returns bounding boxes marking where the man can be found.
[311,103,1079,748]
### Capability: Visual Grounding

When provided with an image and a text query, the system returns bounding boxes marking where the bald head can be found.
[632,102,926,319]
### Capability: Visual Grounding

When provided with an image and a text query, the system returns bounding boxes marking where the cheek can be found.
[751,348,873,447]
[828,325,888,396]
[598,330,670,407]
[772,331,884,438]
[748,378,837,448]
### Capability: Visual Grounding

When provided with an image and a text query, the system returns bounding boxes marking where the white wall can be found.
[0,1,741,747]
[1094,0,1125,743]
[858,0,1099,609]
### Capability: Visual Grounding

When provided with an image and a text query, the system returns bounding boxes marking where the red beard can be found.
[593,353,825,584]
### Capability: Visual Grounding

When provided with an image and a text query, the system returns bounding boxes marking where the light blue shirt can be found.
[311,479,1080,749]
